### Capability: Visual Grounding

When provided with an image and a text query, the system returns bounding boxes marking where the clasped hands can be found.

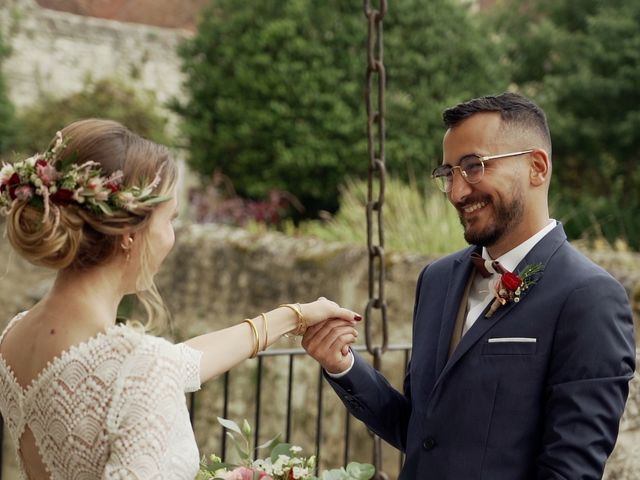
[301,297,361,375]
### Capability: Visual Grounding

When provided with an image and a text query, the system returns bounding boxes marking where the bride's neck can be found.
[36,264,126,330]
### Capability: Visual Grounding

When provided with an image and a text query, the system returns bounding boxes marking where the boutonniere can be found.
[485,263,545,318]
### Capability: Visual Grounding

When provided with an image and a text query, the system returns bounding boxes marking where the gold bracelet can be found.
[278,303,307,336]
[261,312,268,351]
[244,319,260,358]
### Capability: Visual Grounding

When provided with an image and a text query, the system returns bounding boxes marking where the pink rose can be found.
[14,185,34,202]
[36,160,59,186]
[223,467,256,480]
[224,466,273,480]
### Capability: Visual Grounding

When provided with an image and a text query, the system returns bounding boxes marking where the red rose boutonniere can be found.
[485,263,544,318]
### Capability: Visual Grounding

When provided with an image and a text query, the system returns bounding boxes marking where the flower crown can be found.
[0,131,169,219]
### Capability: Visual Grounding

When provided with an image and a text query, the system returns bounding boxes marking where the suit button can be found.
[422,437,436,451]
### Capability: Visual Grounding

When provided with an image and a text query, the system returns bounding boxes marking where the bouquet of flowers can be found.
[198,418,375,480]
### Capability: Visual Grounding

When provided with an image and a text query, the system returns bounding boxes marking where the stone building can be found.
[0,0,189,123]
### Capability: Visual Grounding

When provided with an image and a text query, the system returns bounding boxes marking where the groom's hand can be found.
[302,319,358,374]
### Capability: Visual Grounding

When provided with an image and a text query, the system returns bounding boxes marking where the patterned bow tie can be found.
[470,252,506,278]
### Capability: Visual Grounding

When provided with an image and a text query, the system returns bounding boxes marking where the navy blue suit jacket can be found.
[327,223,635,479]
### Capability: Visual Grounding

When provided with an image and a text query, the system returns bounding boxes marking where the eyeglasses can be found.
[431,149,534,193]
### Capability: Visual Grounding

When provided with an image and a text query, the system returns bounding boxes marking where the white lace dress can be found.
[0,312,203,480]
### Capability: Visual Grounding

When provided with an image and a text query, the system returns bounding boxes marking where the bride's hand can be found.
[299,297,361,328]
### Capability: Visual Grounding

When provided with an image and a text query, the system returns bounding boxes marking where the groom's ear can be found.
[529,149,550,187]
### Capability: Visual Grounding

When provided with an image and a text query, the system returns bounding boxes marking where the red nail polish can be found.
[354,314,362,321]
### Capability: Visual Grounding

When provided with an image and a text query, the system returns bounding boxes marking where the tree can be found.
[383,0,510,179]
[173,0,366,217]
[174,0,510,218]
[491,0,640,247]
[0,31,16,157]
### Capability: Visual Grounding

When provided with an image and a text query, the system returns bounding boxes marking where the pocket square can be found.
[483,337,538,355]
[487,337,537,343]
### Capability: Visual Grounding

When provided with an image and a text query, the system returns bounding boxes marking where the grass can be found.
[289,177,467,256]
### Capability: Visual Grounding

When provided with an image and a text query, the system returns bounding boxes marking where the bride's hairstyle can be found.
[3,118,177,329]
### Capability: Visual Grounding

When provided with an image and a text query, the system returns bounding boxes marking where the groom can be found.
[302,92,635,479]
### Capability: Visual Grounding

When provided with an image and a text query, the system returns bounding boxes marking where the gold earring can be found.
[120,237,133,262]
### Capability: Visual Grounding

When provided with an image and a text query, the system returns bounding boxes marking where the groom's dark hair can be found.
[443,92,552,155]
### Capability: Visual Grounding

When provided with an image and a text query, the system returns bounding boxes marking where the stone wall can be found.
[0,0,188,129]
[1,223,639,478]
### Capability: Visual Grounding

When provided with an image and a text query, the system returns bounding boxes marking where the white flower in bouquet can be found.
[198,418,375,480]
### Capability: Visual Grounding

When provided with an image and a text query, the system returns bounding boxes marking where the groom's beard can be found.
[459,188,525,247]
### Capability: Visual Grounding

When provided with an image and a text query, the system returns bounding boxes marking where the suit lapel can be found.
[433,246,478,375]
[433,223,568,389]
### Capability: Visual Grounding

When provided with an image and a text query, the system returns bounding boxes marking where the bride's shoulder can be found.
[0,311,28,339]
[109,324,179,362]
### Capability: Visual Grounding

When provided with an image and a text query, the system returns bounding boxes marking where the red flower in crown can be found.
[1,173,21,200]
[50,188,74,205]
[485,263,544,318]
[105,181,120,193]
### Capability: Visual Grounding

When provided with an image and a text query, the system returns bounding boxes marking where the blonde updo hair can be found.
[5,119,177,328]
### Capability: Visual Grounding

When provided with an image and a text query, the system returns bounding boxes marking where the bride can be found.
[0,119,360,479]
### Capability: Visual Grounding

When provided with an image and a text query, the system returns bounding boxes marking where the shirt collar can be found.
[482,219,556,273]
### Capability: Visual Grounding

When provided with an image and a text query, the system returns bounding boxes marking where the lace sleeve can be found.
[177,342,202,393]
[103,337,188,479]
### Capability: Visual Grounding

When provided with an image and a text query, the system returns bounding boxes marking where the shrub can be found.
[14,77,169,153]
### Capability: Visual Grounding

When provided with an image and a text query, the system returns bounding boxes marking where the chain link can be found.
[364,2,389,479]
[364,0,388,357]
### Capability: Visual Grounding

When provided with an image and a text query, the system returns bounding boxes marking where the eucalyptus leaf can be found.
[321,468,347,480]
[270,443,292,463]
[217,417,242,435]
[256,433,281,450]
[346,462,375,479]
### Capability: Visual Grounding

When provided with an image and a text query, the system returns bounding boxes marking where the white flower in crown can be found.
[93,189,110,202]
[114,190,137,210]
[72,189,85,204]
[0,163,15,183]
[86,177,103,191]
[49,131,65,156]
[25,154,40,168]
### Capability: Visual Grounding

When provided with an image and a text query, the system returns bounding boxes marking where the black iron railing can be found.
[191,344,411,477]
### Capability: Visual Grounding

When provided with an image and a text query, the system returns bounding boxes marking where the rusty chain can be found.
[364,0,388,357]
[364,1,389,479]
